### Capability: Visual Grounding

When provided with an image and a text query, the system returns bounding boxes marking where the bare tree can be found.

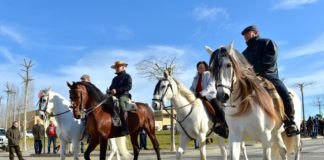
[294,82,314,135]
[136,58,178,151]
[19,59,33,151]
[4,83,15,129]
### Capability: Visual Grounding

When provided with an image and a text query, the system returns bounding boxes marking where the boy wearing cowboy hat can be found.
[107,60,132,135]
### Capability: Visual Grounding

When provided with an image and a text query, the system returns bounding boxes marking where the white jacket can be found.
[190,71,217,100]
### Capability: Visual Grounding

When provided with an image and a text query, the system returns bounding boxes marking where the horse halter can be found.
[215,47,235,93]
[69,88,85,113]
[152,79,174,109]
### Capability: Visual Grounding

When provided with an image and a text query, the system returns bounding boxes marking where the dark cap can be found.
[241,25,258,35]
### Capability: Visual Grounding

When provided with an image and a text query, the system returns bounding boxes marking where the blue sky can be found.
[0,0,324,119]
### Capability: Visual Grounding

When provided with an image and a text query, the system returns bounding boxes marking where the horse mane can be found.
[173,79,200,106]
[75,81,105,102]
[210,47,278,121]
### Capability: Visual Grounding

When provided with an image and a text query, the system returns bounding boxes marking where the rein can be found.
[153,79,197,140]
[83,98,108,116]
[38,96,72,117]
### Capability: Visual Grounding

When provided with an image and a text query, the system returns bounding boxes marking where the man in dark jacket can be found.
[6,121,24,160]
[241,25,299,137]
[32,119,44,154]
[107,60,132,135]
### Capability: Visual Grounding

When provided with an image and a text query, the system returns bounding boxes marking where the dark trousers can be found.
[9,145,23,160]
[47,137,56,153]
[263,74,295,120]
[209,98,226,123]
[139,133,147,149]
[34,139,42,154]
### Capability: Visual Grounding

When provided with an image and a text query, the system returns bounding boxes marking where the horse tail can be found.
[115,136,132,159]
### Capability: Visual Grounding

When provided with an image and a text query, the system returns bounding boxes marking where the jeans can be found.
[139,133,147,149]
[48,137,56,153]
[34,139,43,154]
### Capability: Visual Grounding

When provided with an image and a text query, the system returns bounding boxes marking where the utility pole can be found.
[295,82,314,135]
[170,105,176,152]
[19,59,33,151]
[315,97,323,116]
[4,83,15,130]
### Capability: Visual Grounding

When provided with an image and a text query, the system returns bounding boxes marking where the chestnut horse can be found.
[67,81,161,160]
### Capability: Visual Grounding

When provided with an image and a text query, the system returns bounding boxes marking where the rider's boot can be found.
[284,99,300,137]
[120,110,129,136]
[210,98,229,139]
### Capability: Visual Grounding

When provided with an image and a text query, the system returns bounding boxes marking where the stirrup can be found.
[284,124,300,137]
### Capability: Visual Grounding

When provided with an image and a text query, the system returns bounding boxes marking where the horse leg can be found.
[99,138,108,160]
[240,141,248,160]
[145,128,161,160]
[271,131,287,160]
[294,135,301,160]
[130,131,140,160]
[216,135,227,160]
[84,138,99,160]
[60,140,67,160]
[176,135,189,160]
[107,138,119,160]
[198,133,207,160]
[261,131,273,160]
[229,134,242,160]
[72,139,80,160]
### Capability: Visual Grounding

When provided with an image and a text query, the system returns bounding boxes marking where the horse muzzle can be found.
[152,101,162,111]
[216,92,230,103]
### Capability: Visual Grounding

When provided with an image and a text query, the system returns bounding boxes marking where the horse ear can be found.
[205,46,214,56]
[67,81,72,88]
[228,41,235,56]
[163,70,170,79]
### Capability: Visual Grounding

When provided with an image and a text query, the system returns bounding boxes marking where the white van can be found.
[0,128,8,151]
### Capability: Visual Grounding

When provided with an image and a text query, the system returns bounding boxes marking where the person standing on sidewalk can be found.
[6,121,24,160]
[46,120,57,154]
[32,119,44,154]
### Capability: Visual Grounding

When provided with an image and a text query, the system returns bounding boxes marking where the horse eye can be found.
[161,85,166,89]
[41,99,47,103]
[226,63,232,68]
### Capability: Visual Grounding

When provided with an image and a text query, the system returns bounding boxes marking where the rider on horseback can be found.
[190,61,229,138]
[241,25,300,137]
[107,60,132,135]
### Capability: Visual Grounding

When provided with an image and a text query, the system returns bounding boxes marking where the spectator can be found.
[6,121,24,160]
[80,74,91,82]
[46,120,57,154]
[139,129,147,150]
[194,139,199,149]
[32,119,45,154]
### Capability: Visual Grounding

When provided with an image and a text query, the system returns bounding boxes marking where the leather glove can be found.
[196,92,203,98]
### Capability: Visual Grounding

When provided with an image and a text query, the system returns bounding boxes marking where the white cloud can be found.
[193,5,229,22]
[0,25,26,45]
[273,0,319,10]
[0,45,197,108]
[0,47,15,63]
[283,33,324,59]
[286,69,324,97]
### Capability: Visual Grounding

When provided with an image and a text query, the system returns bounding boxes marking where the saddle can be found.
[200,98,217,122]
[111,96,138,127]
[258,77,288,120]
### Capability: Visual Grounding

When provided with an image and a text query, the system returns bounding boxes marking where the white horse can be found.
[206,43,301,160]
[152,71,247,160]
[38,88,131,160]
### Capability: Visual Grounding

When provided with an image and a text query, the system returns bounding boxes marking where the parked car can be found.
[162,125,175,130]
[0,128,8,151]
[26,130,33,139]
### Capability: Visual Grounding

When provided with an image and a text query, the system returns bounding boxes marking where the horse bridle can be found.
[152,79,174,109]
[215,48,235,94]
[69,88,85,114]
[38,94,71,117]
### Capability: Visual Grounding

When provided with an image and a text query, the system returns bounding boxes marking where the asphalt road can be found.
[0,137,323,160]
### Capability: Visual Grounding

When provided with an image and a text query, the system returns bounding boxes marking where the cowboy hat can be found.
[111,60,128,69]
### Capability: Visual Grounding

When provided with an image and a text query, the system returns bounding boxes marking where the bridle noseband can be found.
[152,80,173,108]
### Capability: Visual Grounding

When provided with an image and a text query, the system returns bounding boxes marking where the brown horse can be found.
[67,81,161,160]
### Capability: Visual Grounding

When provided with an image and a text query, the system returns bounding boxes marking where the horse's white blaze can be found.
[206,43,302,160]
[39,89,130,160]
